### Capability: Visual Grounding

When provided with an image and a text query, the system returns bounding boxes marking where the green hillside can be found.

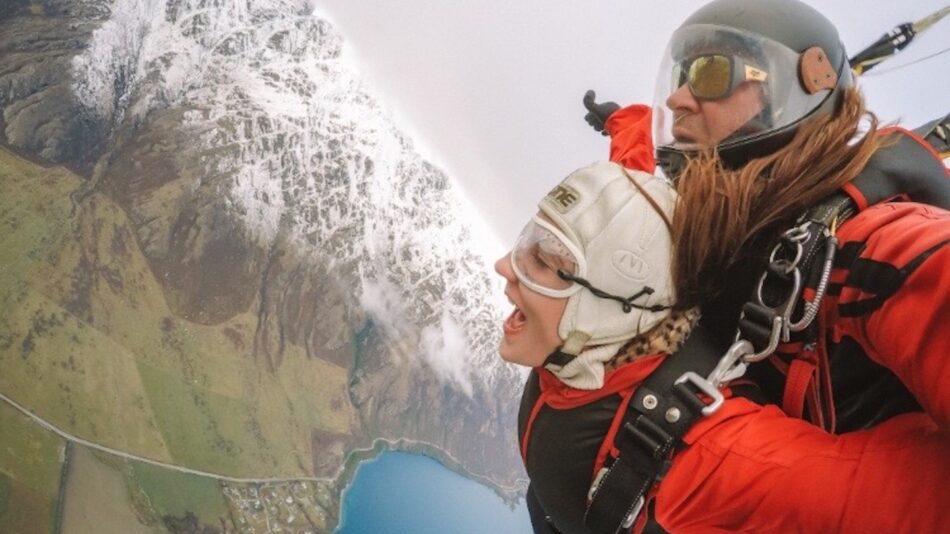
[0,146,353,519]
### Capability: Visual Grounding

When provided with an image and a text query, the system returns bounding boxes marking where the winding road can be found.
[0,390,332,484]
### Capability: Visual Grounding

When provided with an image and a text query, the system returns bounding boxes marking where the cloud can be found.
[418,308,474,397]
[358,277,409,340]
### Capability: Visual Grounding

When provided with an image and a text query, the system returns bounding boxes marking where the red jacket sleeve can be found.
[830,202,950,430]
[604,104,655,173]
[652,400,950,533]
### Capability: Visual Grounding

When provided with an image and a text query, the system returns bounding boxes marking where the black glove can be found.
[583,90,620,136]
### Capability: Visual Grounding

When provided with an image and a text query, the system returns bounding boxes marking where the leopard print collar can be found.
[605,308,701,371]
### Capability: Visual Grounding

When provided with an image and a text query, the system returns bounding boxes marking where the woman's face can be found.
[494,252,569,368]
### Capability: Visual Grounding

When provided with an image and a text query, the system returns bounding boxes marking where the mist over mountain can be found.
[0,0,527,531]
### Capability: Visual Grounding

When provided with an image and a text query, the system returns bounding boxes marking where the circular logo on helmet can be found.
[612,250,650,281]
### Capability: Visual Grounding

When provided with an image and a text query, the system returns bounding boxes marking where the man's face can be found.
[665,78,765,148]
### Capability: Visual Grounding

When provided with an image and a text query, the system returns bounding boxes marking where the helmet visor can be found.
[654,24,838,152]
[511,216,586,298]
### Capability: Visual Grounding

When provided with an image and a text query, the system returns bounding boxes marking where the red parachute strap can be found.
[805,377,825,429]
[782,359,816,420]
[816,293,837,432]
[781,297,837,430]
[592,386,639,482]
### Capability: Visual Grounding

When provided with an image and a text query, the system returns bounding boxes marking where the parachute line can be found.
[861,46,950,77]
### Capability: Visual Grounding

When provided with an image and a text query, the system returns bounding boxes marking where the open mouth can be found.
[503,306,526,336]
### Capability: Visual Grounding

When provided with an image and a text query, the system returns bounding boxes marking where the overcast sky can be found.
[314,0,949,252]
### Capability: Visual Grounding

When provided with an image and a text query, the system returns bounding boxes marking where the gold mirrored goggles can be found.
[674,54,768,100]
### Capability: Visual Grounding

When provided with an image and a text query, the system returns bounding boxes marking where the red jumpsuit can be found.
[520,206,950,533]
[601,105,950,532]
[648,200,950,533]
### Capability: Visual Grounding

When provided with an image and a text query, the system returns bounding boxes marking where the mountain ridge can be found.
[0,1,527,531]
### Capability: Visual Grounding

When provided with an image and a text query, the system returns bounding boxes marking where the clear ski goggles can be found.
[510,215,587,298]
[673,53,769,100]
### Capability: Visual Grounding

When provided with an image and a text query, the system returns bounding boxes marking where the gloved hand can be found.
[583,90,620,136]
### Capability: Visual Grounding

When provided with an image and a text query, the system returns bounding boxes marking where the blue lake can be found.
[335,451,531,534]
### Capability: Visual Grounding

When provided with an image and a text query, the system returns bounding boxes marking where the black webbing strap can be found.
[584,326,724,533]
[543,350,576,368]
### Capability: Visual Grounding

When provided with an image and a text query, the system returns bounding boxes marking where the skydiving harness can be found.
[581,127,950,534]
[582,195,851,533]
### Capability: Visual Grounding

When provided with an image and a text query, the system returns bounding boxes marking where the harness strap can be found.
[584,326,723,533]
[817,330,837,431]
[782,359,815,419]
[805,377,825,430]
[581,127,947,532]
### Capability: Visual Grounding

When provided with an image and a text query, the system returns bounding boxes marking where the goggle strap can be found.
[557,270,671,313]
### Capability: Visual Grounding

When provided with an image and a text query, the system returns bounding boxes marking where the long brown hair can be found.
[671,89,884,309]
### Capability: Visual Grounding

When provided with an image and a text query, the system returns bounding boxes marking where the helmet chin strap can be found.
[543,330,591,367]
[543,333,626,391]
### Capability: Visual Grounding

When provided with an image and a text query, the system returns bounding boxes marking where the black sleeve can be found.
[526,484,564,534]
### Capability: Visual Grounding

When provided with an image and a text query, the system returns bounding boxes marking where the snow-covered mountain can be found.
[0,0,528,531]
[70,0,516,390]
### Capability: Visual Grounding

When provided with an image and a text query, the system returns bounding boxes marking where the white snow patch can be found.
[72,0,165,123]
[229,159,285,244]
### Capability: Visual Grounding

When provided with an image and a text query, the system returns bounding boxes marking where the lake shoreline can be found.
[331,436,529,509]
[333,448,530,533]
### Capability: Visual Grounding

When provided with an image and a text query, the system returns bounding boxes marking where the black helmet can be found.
[653,0,853,176]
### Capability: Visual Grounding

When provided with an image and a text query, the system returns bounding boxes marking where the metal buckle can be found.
[707,340,753,387]
[588,467,609,502]
[621,496,646,529]
[747,227,806,361]
[587,468,645,531]
[768,234,805,270]
[674,372,726,416]
[741,313,785,363]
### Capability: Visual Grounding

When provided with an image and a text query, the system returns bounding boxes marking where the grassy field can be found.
[59,446,153,534]
[0,148,172,460]
[127,460,230,527]
[136,359,254,475]
[0,473,8,517]
[0,145,356,482]
[0,401,65,534]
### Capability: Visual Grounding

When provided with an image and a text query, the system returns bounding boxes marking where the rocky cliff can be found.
[0,1,526,531]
